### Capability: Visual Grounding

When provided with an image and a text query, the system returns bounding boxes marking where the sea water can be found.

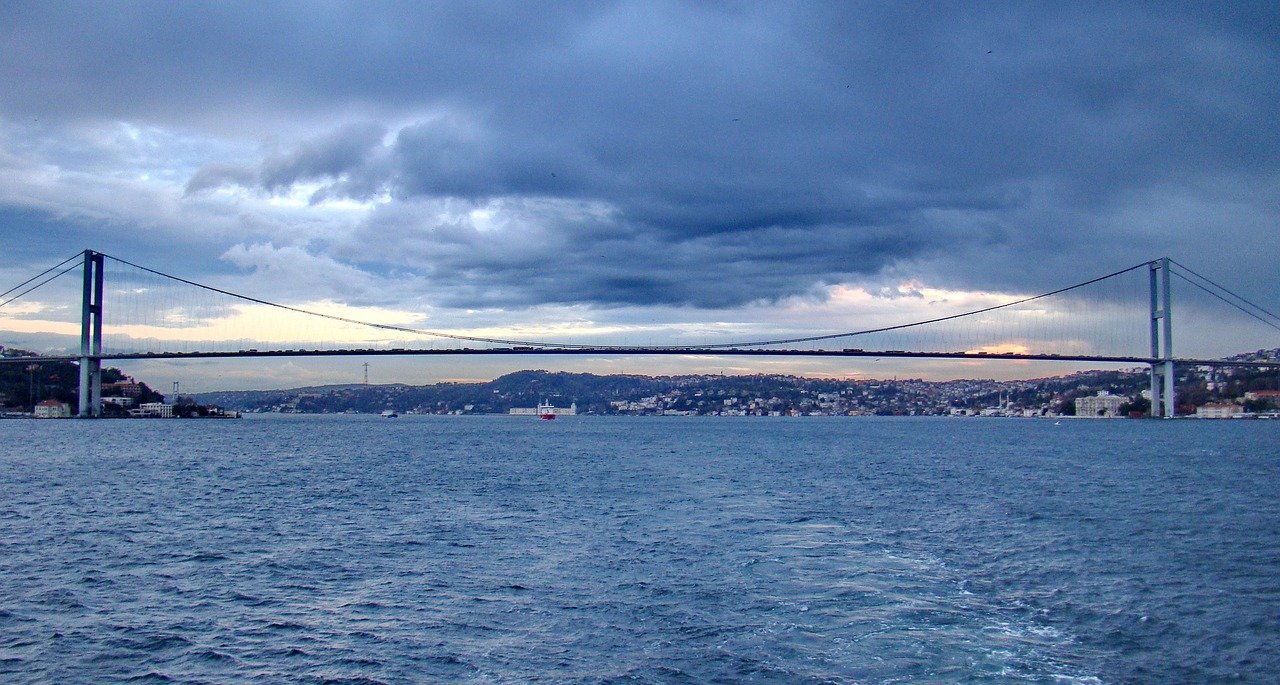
[1,415,1277,683]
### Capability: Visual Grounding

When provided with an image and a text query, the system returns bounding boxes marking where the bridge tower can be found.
[1149,258,1175,418]
[77,249,105,418]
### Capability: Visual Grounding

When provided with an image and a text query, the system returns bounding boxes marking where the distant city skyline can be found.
[2,3,1277,389]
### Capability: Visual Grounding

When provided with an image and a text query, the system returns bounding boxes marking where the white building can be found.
[101,396,135,408]
[132,402,174,418]
[34,400,71,418]
[1195,403,1238,419]
[1075,391,1126,418]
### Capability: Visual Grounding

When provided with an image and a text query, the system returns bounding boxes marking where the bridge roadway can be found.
[1,347,1276,368]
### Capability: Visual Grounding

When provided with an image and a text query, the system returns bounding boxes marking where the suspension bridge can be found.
[2,250,1278,418]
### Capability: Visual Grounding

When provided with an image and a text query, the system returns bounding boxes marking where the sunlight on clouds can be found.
[824,282,1023,310]
[0,316,79,337]
[966,342,1032,355]
[0,302,46,316]
[468,207,494,231]
[294,300,428,326]
[321,194,388,211]
[4,270,1145,363]
[259,180,386,211]
[264,181,326,208]
[719,281,1030,336]
[105,301,431,345]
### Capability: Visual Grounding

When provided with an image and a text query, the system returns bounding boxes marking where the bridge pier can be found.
[1149,258,1175,418]
[76,250,104,418]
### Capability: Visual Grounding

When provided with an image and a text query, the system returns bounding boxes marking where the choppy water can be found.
[1,415,1277,683]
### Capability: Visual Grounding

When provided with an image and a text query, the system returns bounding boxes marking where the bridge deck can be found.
[2,347,1274,368]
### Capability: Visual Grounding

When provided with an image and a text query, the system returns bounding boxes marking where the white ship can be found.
[509,401,577,419]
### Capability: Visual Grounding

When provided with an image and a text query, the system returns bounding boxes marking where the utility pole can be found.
[363,362,369,385]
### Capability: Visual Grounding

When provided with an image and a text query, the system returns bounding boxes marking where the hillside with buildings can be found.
[7,346,1276,419]
[195,350,1279,418]
[0,347,165,417]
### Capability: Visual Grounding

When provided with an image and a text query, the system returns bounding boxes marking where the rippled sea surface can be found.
[1,415,1278,683]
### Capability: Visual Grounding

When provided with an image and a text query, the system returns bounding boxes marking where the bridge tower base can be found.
[1149,258,1175,418]
[77,250,104,418]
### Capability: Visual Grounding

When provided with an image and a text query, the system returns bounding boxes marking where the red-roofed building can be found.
[34,400,71,418]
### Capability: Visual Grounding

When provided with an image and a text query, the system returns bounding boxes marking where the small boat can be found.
[381,409,399,418]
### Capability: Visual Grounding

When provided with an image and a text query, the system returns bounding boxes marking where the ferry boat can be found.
[510,401,577,419]
[381,409,398,418]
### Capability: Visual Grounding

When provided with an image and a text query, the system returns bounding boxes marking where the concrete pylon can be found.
[1148,258,1175,418]
[77,250,104,418]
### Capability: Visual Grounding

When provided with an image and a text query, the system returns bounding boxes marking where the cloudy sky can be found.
[1,2,1277,388]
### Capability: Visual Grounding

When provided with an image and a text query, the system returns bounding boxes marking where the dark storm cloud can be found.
[260,122,388,193]
[3,2,1279,308]
[338,197,931,309]
[0,2,598,127]
[184,164,258,195]
[184,122,388,197]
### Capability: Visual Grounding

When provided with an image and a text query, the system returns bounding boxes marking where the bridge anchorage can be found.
[1,248,1275,418]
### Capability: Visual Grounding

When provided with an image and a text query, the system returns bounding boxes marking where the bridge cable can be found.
[98,253,584,348]
[0,256,85,309]
[1169,259,1280,325]
[1169,270,1280,334]
[98,252,1156,351]
[0,252,84,306]
[684,261,1156,349]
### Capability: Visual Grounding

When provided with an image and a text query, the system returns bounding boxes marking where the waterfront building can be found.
[1195,403,1238,419]
[1075,391,1125,418]
[33,400,71,418]
[1244,390,1280,406]
[133,402,174,418]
